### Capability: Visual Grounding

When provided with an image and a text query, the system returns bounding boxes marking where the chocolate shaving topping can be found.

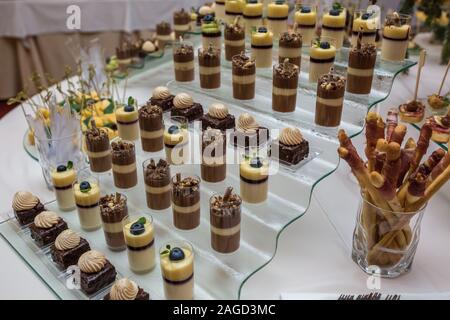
[225,22,244,37]
[145,159,170,180]
[111,140,135,157]
[232,53,255,69]
[172,177,200,196]
[139,104,162,118]
[275,60,299,79]
[319,73,346,90]
[211,193,242,216]
[85,126,108,142]
[279,31,302,46]
[174,8,190,19]
[174,43,194,56]
[99,193,126,217]
[199,45,220,59]
[350,43,376,57]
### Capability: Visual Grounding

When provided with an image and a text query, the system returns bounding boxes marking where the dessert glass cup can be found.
[142,158,172,210]
[381,14,411,62]
[352,194,426,278]
[111,139,138,189]
[201,130,226,183]
[239,153,269,203]
[232,51,256,100]
[160,240,195,300]
[100,193,129,251]
[116,106,140,141]
[272,61,299,113]
[173,41,195,82]
[315,72,346,127]
[198,47,221,89]
[266,3,289,40]
[124,215,156,273]
[215,0,226,21]
[210,193,242,254]
[294,1,317,46]
[251,32,274,69]
[164,116,190,165]
[85,128,112,173]
[139,106,164,153]
[243,2,263,35]
[351,10,378,47]
[171,173,201,230]
[73,173,102,231]
[224,30,245,62]
[50,165,77,211]
[309,37,336,83]
[320,7,346,49]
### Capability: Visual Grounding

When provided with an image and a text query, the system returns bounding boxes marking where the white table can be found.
[1,47,449,299]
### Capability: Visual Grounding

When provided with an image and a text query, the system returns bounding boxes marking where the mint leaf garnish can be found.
[67,161,73,170]
[137,217,146,225]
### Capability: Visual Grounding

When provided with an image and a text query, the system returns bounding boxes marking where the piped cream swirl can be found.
[12,191,39,211]
[208,103,229,119]
[237,113,259,132]
[279,127,303,146]
[34,211,59,229]
[174,93,194,109]
[152,86,171,100]
[110,278,139,300]
[78,250,106,273]
[55,229,80,251]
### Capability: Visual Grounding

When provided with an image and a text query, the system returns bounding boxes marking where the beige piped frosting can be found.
[78,250,106,273]
[110,278,139,300]
[173,93,194,109]
[12,191,39,211]
[237,113,259,132]
[279,127,303,146]
[208,103,229,119]
[55,229,81,251]
[152,86,171,100]
[34,211,59,229]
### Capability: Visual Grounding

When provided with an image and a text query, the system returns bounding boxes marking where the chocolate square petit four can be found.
[170,93,204,122]
[51,229,91,270]
[104,278,150,300]
[12,191,46,226]
[271,127,309,165]
[201,103,235,131]
[78,250,117,295]
[29,211,68,247]
[149,86,175,112]
[232,113,270,149]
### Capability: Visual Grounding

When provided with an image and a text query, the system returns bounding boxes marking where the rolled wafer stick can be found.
[365,113,382,172]
[389,125,407,145]
[410,121,432,173]
[386,108,398,142]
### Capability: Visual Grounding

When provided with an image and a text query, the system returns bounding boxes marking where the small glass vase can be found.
[352,194,426,278]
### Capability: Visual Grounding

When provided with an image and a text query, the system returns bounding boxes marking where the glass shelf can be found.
[9,36,417,300]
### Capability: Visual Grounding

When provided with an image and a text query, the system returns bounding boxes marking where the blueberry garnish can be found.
[248,0,258,3]
[124,105,135,112]
[362,13,371,20]
[130,222,145,235]
[275,0,285,4]
[204,14,214,22]
[169,247,185,261]
[57,165,67,172]
[329,8,340,16]
[320,41,331,49]
[301,6,311,13]
[79,181,91,192]
[168,125,180,134]
[258,27,268,33]
[250,157,263,168]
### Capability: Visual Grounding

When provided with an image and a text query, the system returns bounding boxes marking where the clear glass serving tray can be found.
[9,38,416,300]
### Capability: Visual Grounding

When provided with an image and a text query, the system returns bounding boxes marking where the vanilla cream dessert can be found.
[225,0,244,25]
[267,0,289,39]
[309,40,336,82]
[381,13,411,62]
[163,122,189,165]
[160,242,194,300]
[116,100,139,141]
[251,27,273,68]
[243,0,263,35]
[351,11,377,47]
[74,179,101,231]
[294,5,317,46]
[51,162,76,211]
[124,217,156,273]
[215,0,226,20]
[321,5,346,49]
[240,155,269,203]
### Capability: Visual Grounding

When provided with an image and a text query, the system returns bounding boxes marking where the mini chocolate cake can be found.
[173,43,195,82]
[170,93,204,122]
[100,193,129,251]
[78,250,117,295]
[85,125,112,173]
[29,211,68,247]
[232,53,256,100]
[111,140,137,189]
[232,113,270,149]
[201,103,235,131]
[224,20,245,61]
[271,127,309,165]
[347,40,377,94]
[198,44,221,89]
[173,8,191,38]
[172,174,201,230]
[50,230,90,269]
[278,31,302,67]
[150,86,175,112]
[315,72,346,127]
[139,104,164,152]
[144,159,172,210]
[12,191,46,226]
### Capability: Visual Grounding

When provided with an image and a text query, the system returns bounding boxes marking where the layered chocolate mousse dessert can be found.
[315,71,346,127]
[85,123,112,173]
[232,113,270,149]
[278,31,302,67]
[201,128,226,183]
[272,59,299,113]
[51,161,76,211]
[164,119,190,165]
[351,10,377,47]
[124,216,156,273]
[225,0,244,25]
[271,127,309,165]
[100,193,129,251]
[240,155,269,203]
[309,39,336,82]
[173,9,191,38]
[156,21,173,48]
[321,4,346,49]
[398,100,425,124]
[12,191,45,226]
[51,229,90,270]
[116,97,139,141]
[251,27,274,68]
[224,17,245,61]
[111,140,137,189]
[160,241,195,300]
[201,15,222,50]
[210,187,242,253]
[171,173,201,230]
[381,12,411,62]
[173,42,195,82]
[267,0,289,39]
[232,53,256,100]
[116,43,132,72]
[243,0,263,35]
[170,93,204,122]
[104,278,150,300]
[78,250,117,295]
[215,0,226,21]
[30,211,68,247]
[74,177,102,231]
[201,103,235,131]
[150,86,175,112]
[346,39,377,94]
[143,158,172,210]
[139,104,164,152]
[294,5,317,46]
[198,44,221,89]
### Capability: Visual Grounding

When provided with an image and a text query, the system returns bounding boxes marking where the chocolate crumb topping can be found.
[145,159,170,180]
[279,32,302,46]
[139,104,163,118]
[274,60,299,79]
[86,127,109,142]
[99,194,127,218]
[111,140,135,157]
[211,193,242,215]
[350,43,376,57]
[319,73,346,90]
[225,22,244,37]
[199,45,221,59]
[173,177,200,189]
[232,53,255,69]
[174,43,194,56]
[174,8,190,20]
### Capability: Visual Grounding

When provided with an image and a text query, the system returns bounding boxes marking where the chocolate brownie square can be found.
[201,113,235,131]
[171,103,204,122]
[104,287,150,300]
[14,202,45,226]
[80,260,117,295]
[150,95,175,112]
[50,238,91,270]
[29,219,68,247]
[272,139,309,165]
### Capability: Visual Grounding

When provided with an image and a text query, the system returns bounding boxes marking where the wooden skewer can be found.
[438,59,450,96]
[413,50,426,102]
